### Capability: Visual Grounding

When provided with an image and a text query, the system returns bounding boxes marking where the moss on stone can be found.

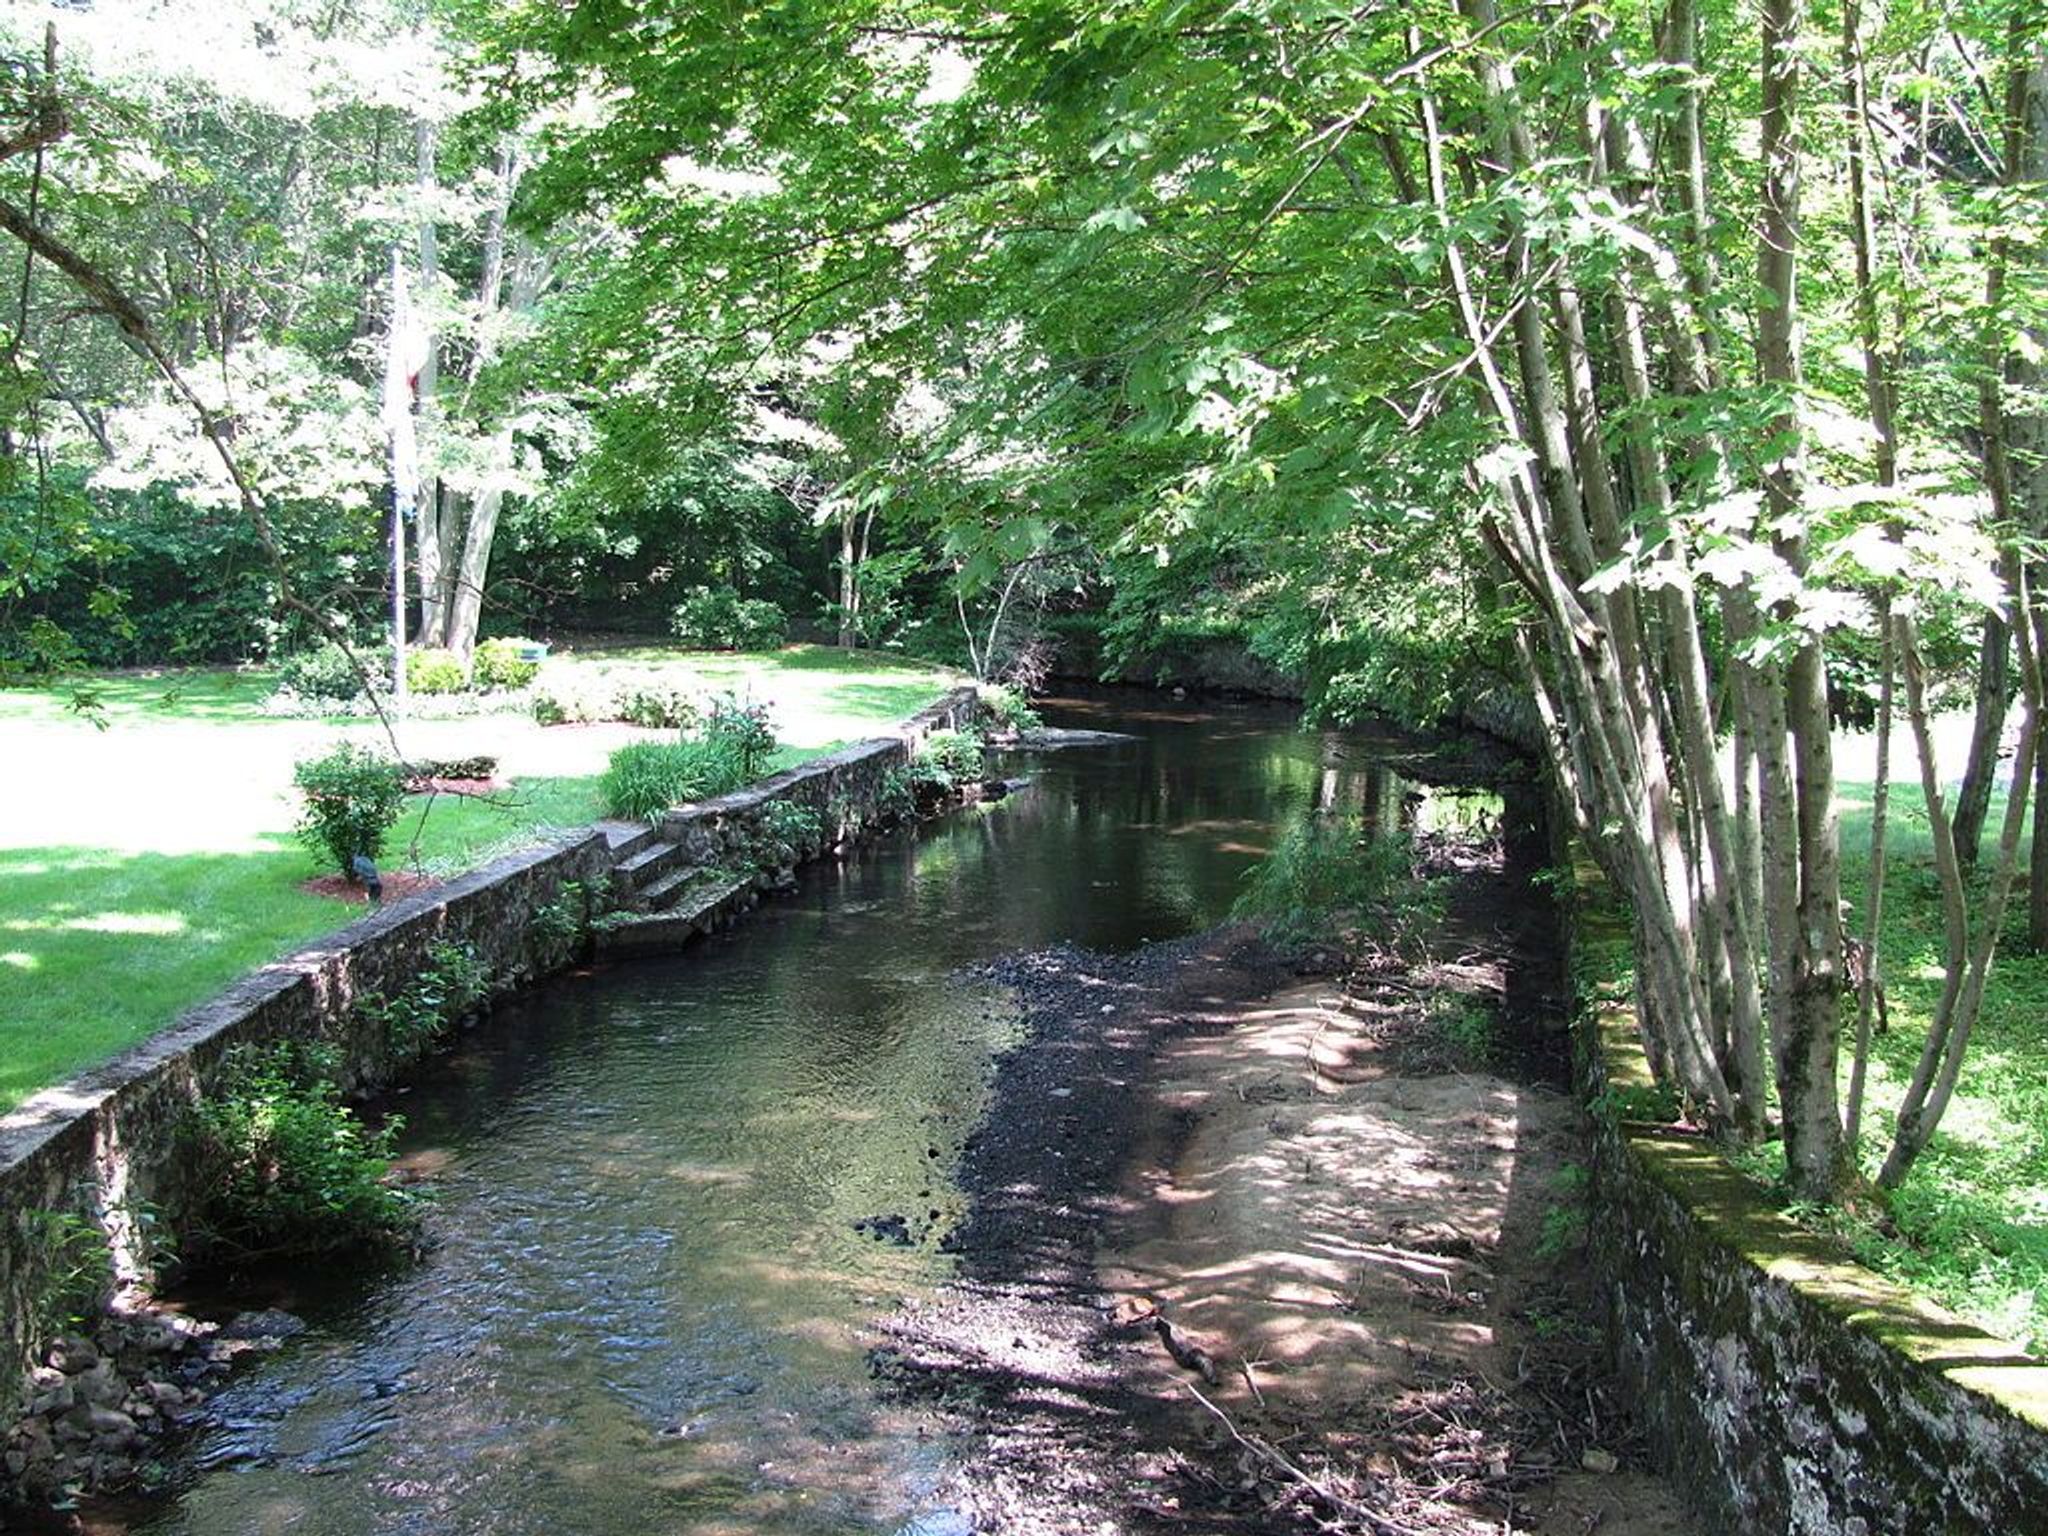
[1596,968,2048,1435]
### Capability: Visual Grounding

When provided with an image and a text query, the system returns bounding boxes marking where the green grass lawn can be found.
[1834,775,2048,1353]
[0,644,960,1112]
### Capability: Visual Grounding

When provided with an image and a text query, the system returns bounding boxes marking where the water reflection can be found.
[126,693,1480,1536]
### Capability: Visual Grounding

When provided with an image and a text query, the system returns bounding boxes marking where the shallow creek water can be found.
[123,694,1493,1536]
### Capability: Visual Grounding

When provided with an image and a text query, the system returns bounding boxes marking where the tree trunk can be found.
[382,250,418,716]
[438,168,533,660]
[1757,0,1847,1200]
[412,118,447,647]
[1838,0,1894,1152]
[443,475,505,658]
[1953,619,2010,872]
[837,509,858,647]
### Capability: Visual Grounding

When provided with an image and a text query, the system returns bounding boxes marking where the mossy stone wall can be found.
[1581,999,2048,1533]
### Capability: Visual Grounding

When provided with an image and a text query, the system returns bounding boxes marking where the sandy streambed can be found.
[877,849,1702,1535]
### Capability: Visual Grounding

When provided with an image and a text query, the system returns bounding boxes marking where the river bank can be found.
[881,817,1699,1533]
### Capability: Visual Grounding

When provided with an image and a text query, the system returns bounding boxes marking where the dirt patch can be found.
[878,832,1699,1534]
[297,870,440,904]
[405,775,508,796]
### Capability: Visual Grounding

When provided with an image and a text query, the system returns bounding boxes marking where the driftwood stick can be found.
[1185,1384,1423,1536]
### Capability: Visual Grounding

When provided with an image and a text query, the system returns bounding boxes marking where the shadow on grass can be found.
[394,774,608,875]
[1,667,279,728]
[0,841,350,1111]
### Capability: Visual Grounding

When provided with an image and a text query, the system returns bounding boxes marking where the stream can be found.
[120,693,1505,1536]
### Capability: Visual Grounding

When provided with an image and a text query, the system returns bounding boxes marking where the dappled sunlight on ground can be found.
[1103,982,1548,1411]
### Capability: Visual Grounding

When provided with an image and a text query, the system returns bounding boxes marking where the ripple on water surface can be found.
[125,696,1428,1535]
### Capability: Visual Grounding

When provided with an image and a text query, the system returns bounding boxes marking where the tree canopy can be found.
[2,0,2045,1204]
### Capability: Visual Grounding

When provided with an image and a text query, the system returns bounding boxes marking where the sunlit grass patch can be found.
[0,646,958,1109]
[1838,776,2048,1354]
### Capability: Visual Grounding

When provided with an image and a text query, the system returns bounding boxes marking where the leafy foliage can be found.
[182,1043,416,1260]
[472,637,544,690]
[1232,816,1430,949]
[405,647,471,696]
[292,743,408,876]
[363,940,493,1056]
[670,587,788,652]
[909,729,987,794]
[19,1209,107,1340]
[600,737,749,822]
[277,643,383,704]
[979,683,1041,734]
[704,694,777,779]
[745,800,824,875]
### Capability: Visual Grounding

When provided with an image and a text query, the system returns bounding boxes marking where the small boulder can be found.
[218,1309,308,1343]
[62,1404,138,1447]
[74,1361,126,1408]
[46,1334,99,1374]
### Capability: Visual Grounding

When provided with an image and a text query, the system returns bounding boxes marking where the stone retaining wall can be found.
[0,685,987,1409]
[0,831,614,1398]
[1580,975,2048,1532]
[658,684,982,862]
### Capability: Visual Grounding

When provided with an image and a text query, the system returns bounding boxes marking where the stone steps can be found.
[612,836,694,901]
[592,872,758,957]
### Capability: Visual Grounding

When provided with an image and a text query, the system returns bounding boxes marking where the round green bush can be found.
[669,588,788,651]
[293,743,409,875]
[406,647,471,695]
[910,729,987,792]
[276,642,384,702]
[474,637,543,690]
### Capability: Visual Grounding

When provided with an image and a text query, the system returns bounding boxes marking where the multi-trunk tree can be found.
[478,0,2042,1202]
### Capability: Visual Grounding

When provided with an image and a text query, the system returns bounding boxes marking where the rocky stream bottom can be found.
[875,839,1703,1535]
[5,821,1706,1536]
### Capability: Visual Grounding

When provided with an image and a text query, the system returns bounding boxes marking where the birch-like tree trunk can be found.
[439,147,527,660]
[412,118,448,647]
[1756,0,1850,1199]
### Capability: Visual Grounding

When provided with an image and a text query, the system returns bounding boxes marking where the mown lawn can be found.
[1834,774,2048,1353]
[0,644,959,1111]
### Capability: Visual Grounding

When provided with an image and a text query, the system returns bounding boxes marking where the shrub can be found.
[1231,815,1431,947]
[532,673,612,726]
[980,683,1042,734]
[293,743,409,876]
[670,587,787,651]
[182,1044,417,1259]
[910,729,988,793]
[617,676,702,730]
[473,637,543,691]
[601,739,751,822]
[748,800,824,874]
[877,764,916,820]
[277,642,383,703]
[531,670,700,729]
[405,647,471,695]
[705,694,777,779]
[364,940,492,1055]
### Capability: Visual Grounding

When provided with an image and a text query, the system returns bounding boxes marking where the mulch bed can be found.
[405,776,508,795]
[299,870,441,904]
